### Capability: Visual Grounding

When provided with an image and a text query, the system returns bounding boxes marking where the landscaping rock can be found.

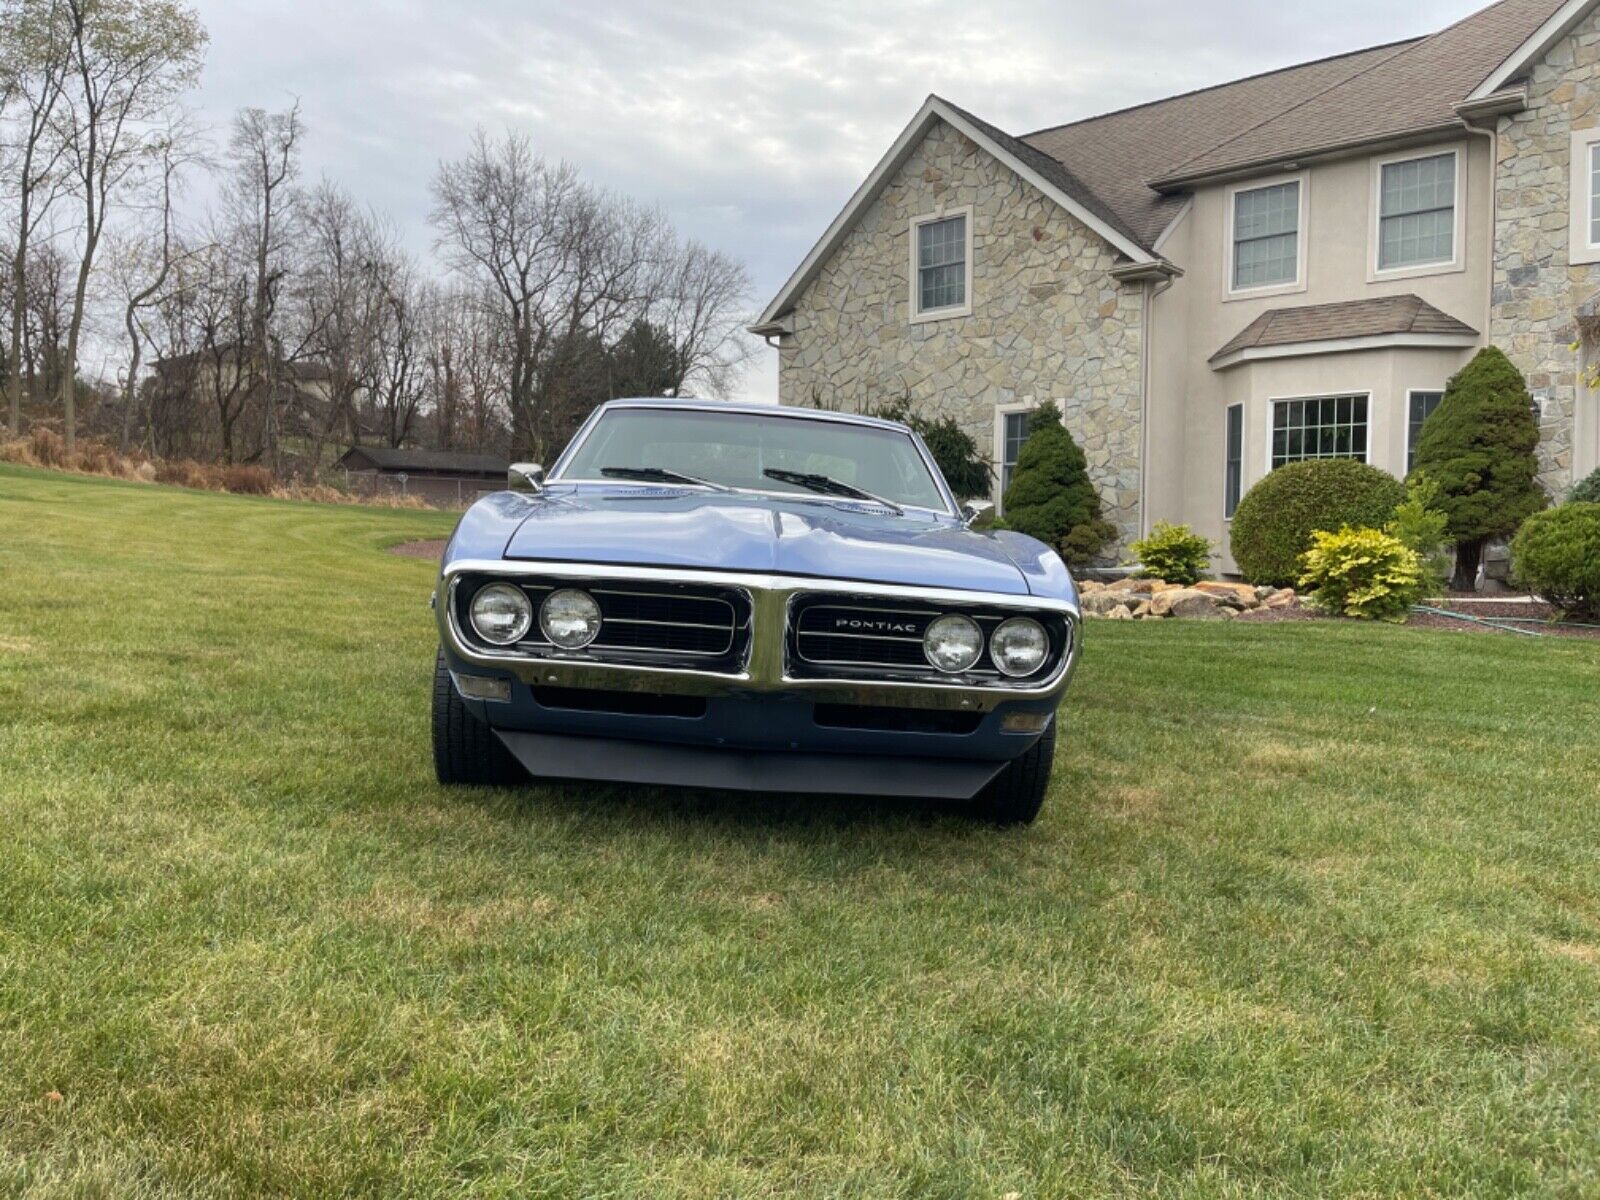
[1264,588,1297,609]
[1107,604,1134,620]
[1081,590,1134,616]
[1194,580,1260,608]
[1170,593,1229,619]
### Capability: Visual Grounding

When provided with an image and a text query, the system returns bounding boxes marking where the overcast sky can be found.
[183,0,1489,401]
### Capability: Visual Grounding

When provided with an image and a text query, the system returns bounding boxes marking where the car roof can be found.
[597,396,912,434]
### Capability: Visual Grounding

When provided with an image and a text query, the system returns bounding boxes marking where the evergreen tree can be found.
[1410,346,1546,590]
[1000,401,1115,564]
[875,394,991,500]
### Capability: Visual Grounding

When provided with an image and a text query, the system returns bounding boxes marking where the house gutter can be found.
[1148,121,1470,192]
[1453,94,1519,361]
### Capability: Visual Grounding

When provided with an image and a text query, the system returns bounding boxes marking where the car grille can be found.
[791,599,999,677]
[789,595,1068,683]
[457,575,749,670]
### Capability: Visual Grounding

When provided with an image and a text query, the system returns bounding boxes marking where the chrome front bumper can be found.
[436,559,1081,714]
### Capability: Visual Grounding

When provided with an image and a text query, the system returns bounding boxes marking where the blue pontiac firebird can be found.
[431,398,1081,823]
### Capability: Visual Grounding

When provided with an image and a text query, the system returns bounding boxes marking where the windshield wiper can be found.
[761,468,904,515]
[600,466,732,492]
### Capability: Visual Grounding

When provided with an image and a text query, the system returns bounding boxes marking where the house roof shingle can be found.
[1210,294,1479,363]
[1015,0,1572,249]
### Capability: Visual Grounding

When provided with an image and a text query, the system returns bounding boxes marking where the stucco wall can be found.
[1491,6,1600,492]
[1163,139,1492,571]
[777,119,1145,554]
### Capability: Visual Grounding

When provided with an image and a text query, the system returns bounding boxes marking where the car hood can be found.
[499,486,1033,595]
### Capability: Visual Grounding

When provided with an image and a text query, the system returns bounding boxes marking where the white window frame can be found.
[1405,387,1445,472]
[992,397,1041,511]
[1569,129,1600,266]
[1223,171,1309,301]
[1369,145,1465,281]
[1223,402,1244,521]
[909,205,974,324]
[1266,391,1373,472]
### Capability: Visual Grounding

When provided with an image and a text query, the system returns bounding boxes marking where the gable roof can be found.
[1209,294,1479,368]
[751,95,1164,331]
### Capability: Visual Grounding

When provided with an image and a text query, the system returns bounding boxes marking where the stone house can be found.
[751,0,1600,570]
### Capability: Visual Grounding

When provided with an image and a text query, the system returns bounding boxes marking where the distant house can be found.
[337,446,510,506]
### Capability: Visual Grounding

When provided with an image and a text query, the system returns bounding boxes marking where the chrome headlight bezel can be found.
[468,582,534,646]
[922,612,984,674]
[539,587,603,649]
[989,616,1050,678]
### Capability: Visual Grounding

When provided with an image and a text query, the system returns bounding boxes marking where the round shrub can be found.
[1511,502,1600,619]
[1297,526,1423,621]
[1130,521,1212,585]
[1229,459,1406,586]
[1569,466,1600,505]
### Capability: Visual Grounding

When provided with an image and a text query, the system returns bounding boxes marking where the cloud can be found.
[185,0,1486,401]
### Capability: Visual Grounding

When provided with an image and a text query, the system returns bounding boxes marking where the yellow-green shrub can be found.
[1297,527,1423,621]
[1130,521,1212,585]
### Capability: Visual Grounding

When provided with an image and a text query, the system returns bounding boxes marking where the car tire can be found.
[431,650,525,786]
[976,717,1056,824]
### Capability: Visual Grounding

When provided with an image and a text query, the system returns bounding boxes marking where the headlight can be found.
[923,613,983,673]
[469,582,533,645]
[540,588,603,649]
[990,617,1049,677]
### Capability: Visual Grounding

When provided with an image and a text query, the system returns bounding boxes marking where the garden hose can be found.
[1410,605,1548,637]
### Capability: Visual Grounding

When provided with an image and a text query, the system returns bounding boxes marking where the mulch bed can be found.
[1241,596,1600,640]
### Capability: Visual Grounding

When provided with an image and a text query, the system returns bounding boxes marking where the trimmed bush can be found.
[1229,459,1406,586]
[1511,502,1600,619]
[1001,401,1116,565]
[1130,521,1212,585]
[1298,527,1423,621]
[1410,346,1546,589]
[1569,466,1600,505]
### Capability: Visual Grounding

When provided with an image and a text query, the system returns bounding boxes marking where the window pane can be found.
[1407,390,1443,471]
[1590,144,1600,247]
[1381,154,1454,218]
[1271,395,1369,470]
[1224,404,1243,518]
[1378,154,1455,269]
[1232,182,1299,288]
[916,215,966,312]
[1001,410,1032,496]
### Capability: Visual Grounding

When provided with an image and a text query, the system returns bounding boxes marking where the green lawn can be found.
[2,464,1599,1198]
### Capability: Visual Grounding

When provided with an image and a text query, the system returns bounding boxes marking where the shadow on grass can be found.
[456,773,1007,843]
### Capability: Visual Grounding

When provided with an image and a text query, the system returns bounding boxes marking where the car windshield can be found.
[557,407,950,511]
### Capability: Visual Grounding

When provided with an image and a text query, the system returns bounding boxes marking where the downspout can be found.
[1462,119,1497,353]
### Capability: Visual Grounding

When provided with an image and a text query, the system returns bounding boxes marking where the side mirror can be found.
[508,462,545,493]
[961,499,995,526]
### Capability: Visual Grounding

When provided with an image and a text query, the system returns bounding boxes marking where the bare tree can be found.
[430,130,587,459]
[297,179,392,471]
[223,101,301,471]
[0,0,73,438]
[105,124,197,451]
[369,260,424,448]
[651,237,752,397]
[56,0,206,452]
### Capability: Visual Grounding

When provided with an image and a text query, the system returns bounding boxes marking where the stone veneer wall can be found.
[1490,9,1600,495]
[778,120,1145,553]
